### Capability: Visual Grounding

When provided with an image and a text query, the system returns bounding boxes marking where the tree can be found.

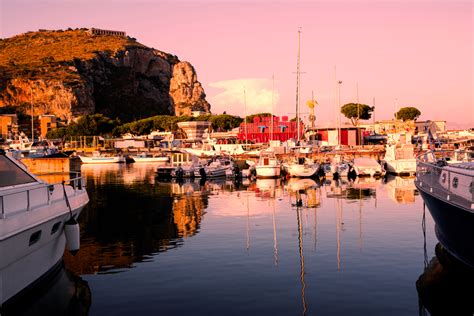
[395,107,421,121]
[66,114,117,136]
[209,114,243,131]
[340,103,374,126]
[245,113,272,123]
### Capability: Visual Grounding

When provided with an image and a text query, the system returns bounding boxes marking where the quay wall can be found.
[21,157,71,175]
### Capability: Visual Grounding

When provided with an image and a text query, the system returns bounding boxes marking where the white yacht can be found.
[255,151,281,178]
[382,133,416,175]
[283,157,319,178]
[78,151,126,164]
[130,152,169,163]
[194,159,228,178]
[352,157,384,177]
[0,150,89,306]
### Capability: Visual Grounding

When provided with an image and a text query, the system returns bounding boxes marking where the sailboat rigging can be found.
[295,28,302,143]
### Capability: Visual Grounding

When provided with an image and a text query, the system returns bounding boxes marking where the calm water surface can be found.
[19,163,453,315]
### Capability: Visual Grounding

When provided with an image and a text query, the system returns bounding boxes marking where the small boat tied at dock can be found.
[283,156,319,178]
[255,150,281,179]
[0,149,89,307]
[382,133,416,175]
[130,152,169,163]
[415,149,474,268]
[352,157,384,177]
[78,151,125,164]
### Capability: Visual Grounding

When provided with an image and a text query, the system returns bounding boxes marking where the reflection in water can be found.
[64,164,210,275]
[254,178,282,199]
[417,244,474,315]
[385,176,417,204]
[2,264,91,316]
[346,177,379,200]
[296,205,308,316]
[36,163,433,315]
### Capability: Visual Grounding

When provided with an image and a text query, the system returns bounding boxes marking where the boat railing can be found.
[416,150,474,211]
[0,172,86,219]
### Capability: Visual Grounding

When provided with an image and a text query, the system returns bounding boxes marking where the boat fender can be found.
[65,217,80,256]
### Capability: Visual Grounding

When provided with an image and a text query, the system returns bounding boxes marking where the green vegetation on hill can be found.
[46,113,243,138]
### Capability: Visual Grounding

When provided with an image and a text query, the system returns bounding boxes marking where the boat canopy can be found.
[0,154,37,188]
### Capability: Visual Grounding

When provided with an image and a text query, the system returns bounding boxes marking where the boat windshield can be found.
[0,155,37,187]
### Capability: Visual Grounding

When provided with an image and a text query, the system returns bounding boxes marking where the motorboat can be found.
[155,150,198,179]
[130,152,169,163]
[78,151,125,164]
[415,149,474,268]
[194,159,228,178]
[283,157,319,178]
[255,151,281,179]
[0,149,89,306]
[382,134,416,175]
[352,157,384,177]
[182,143,218,158]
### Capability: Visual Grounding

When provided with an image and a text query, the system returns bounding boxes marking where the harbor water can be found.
[6,163,461,315]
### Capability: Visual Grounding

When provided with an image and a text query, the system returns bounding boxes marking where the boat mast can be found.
[30,86,34,141]
[271,75,275,142]
[244,88,248,145]
[296,28,301,143]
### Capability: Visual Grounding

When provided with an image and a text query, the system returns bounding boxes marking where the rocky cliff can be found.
[0,29,211,122]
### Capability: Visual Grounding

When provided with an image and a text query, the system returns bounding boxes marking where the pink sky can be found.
[1,0,472,128]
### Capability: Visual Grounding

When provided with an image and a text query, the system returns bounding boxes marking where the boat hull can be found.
[418,188,474,268]
[256,166,281,178]
[286,164,318,178]
[1,205,86,305]
[383,159,416,175]
[79,156,125,164]
[132,156,169,163]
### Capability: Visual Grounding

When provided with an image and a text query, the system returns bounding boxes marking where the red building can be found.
[307,126,365,146]
[237,116,304,143]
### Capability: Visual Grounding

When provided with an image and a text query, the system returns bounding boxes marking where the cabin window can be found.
[29,230,42,246]
[441,173,447,184]
[0,155,37,187]
[452,177,458,189]
[51,221,61,235]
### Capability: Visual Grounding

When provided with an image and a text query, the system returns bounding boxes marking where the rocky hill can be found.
[0,28,211,122]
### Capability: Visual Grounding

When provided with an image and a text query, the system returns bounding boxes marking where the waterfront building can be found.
[415,120,446,134]
[237,116,304,143]
[0,114,18,140]
[38,115,57,138]
[86,28,126,37]
[306,123,365,146]
[177,121,212,141]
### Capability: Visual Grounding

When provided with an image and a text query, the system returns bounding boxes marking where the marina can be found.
[2,160,469,315]
[0,1,472,315]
